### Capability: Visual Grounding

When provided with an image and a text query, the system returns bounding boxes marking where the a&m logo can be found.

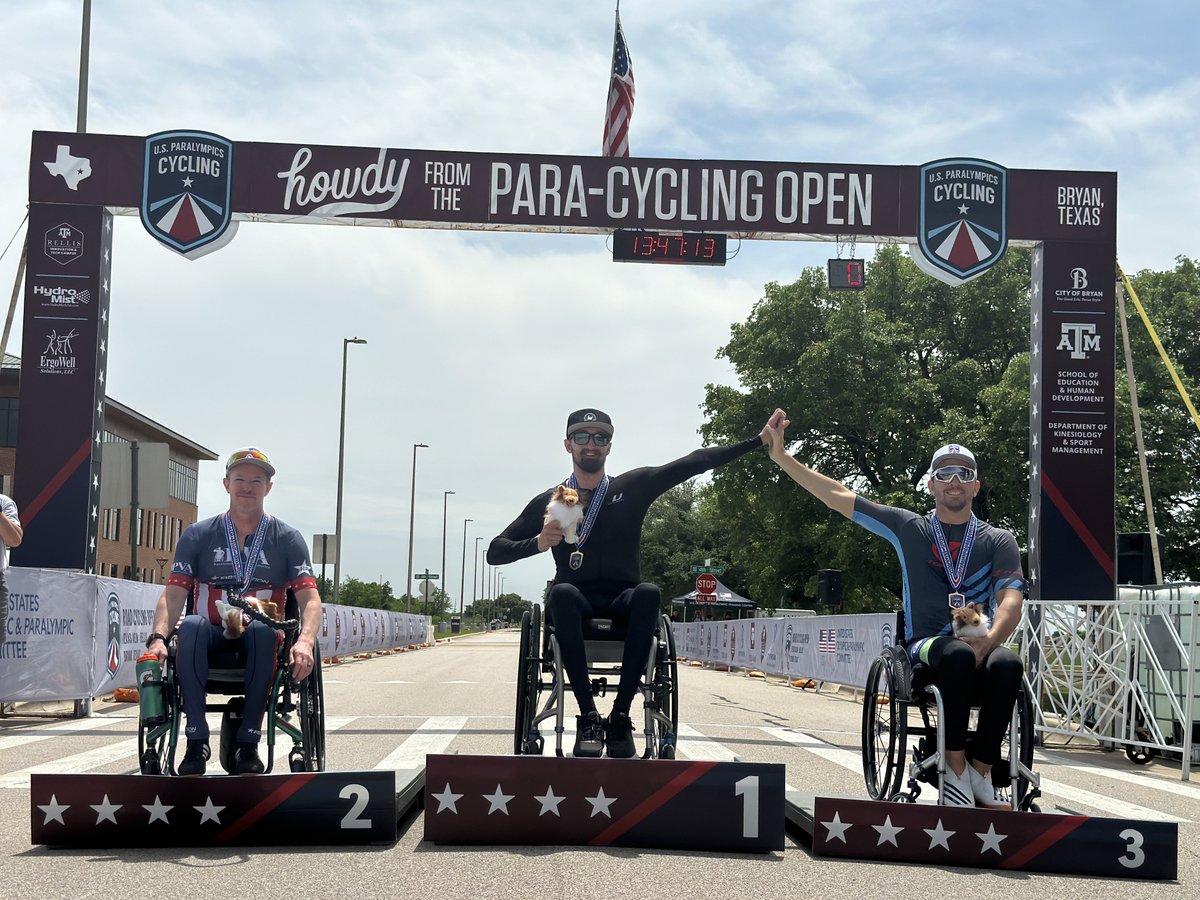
[1058,323,1101,360]
[914,158,1008,285]
[141,130,238,260]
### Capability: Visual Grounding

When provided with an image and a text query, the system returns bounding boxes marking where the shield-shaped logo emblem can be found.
[915,158,1008,285]
[106,592,121,679]
[141,130,238,260]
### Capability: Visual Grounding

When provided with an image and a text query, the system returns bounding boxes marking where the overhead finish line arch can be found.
[19,129,1118,605]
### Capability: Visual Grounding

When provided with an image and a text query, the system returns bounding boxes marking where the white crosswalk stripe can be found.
[0,714,122,753]
[373,716,468,770]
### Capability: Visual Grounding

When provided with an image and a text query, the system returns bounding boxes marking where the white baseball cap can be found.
[929,443,977,472]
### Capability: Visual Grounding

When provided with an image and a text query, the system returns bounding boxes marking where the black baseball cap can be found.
[565,408,614,437]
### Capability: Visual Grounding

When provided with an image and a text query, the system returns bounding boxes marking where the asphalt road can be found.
[2,629,1196,899]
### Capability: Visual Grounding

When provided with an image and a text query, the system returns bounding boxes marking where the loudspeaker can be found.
[817,569,843,608]
[1117,532,1157,586]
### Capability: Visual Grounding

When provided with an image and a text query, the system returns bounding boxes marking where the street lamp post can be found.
[459,518,473,615]
[438,490,454,617]
[473,536,482,619]
[334,336,367,606]
[405,442,428,615]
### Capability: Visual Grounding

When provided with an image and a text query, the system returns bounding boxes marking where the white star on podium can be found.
[38,795,70,825]
[924,818,955,850]
[873,815,903,847]
[976,822,1007,855]
[821,811,851,844]
[432,783,463,814]
[534,785,565,817]
[91,794,121,824]
[483,784,515,816]
[143,795,173,824]
[585,786,617,818]
[195,796,225,825]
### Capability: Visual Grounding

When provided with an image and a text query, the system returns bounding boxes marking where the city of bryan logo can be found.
[106,592,121,679]
[141,130,238,260]
[914,158,1008,286]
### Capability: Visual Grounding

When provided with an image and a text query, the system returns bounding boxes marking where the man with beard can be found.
[763,431,1024,810]
[490,407,786,758]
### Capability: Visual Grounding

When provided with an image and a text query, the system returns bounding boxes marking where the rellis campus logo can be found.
[141,130,238,260]
[913,158,1008,286]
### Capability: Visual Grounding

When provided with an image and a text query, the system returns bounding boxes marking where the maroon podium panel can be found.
[424,754,784,853]
[31,771,397,847]
[811,797,1176,880]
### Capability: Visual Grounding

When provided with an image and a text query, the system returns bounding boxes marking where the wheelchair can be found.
[137,592,326,775]
[861,621,1041,811]
[513,603,679,759]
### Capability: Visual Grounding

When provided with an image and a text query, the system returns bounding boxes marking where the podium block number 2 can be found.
[340,784,372,830]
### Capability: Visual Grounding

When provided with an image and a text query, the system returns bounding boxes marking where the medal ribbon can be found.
[223,511,270,595]
[930,513,978,592]
[564,473,610,547]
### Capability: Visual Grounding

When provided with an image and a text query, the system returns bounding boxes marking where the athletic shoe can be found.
[604,711,637,759]
[233,743,265,775]
[178,740,209,776]
[970,763,1013,810]
[940,764,975,807]
[573,711,604,758]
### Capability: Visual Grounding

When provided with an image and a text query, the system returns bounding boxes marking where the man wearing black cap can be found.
[144,447,322,775]
[763,429,1025,809]
[490,407,786,758]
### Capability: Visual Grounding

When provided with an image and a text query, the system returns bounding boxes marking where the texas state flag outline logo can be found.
[141,130,238,260]
[917,157,1008,283]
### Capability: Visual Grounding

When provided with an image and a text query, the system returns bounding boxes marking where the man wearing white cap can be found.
[763,429,1025,809]
[145,447,321,776]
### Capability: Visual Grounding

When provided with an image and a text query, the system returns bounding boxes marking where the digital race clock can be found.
[827,258,866,290]
[612,230,728,266]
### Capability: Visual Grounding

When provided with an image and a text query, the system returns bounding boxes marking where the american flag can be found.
[819,628,837,653]
[601,11,635,157]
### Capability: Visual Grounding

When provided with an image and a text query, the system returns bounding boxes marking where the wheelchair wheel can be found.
[291,646,326,772]
[137,700,178,775]
[862,653,906,800]
[653,616,679,759]
[513,605,542,754]
[995,684,1038,810]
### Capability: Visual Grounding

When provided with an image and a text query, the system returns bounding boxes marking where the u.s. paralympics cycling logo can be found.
[916,157,1008,284]
[141,130,238,260]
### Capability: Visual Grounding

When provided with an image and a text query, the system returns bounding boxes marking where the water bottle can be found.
[136,652,165,724]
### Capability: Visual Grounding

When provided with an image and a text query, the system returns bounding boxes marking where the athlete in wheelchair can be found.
[766,434,1039,809]
[490,407,784,758]
[139,447,324,775]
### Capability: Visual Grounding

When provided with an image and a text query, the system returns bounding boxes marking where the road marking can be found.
[0,738,139,789]
[676,723,739,762]
[762,726,865,775]
[373,716,468,770]
[1039,778,1190,823]
[0,715,122,753]
[1036,749,1200,802]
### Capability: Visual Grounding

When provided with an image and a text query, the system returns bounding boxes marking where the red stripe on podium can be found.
[589,760,717,846]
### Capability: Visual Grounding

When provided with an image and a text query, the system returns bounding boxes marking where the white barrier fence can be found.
[1019,584,1198,778]
[672,613,894,688]
[0,567,430,703]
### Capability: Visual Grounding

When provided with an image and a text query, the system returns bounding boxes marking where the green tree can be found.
[338,577,397,610]
[701,244,1035,610]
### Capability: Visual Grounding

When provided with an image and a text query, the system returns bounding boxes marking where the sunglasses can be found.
[930,465,976,483]
[569,431,611,446]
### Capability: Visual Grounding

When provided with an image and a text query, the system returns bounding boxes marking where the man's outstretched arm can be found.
[764,423,857,519]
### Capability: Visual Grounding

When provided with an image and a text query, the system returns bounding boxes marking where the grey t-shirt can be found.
[852,496,1025,643]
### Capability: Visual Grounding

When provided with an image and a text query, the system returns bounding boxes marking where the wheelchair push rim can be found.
[862,653,905,800]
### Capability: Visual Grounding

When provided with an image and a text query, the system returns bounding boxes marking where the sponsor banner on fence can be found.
[673,613,893,688]
[1,569,431,702]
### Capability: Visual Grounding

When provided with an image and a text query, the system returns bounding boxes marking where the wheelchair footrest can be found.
[424,754,784,853]
[31,770,400,847]
[799,796,1176,880]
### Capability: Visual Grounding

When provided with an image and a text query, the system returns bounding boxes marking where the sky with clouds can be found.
[0,1,1196,608]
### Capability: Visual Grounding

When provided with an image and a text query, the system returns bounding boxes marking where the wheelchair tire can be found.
[862,653,906,801]
[513,606,541,755]
[654,616,680,759]
[296,643,327,772]
[1125,745,1156,764]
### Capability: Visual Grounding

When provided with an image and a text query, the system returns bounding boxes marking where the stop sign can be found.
[696,574,717,594]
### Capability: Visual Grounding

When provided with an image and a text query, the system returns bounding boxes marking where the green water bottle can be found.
[136,652,164,724]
